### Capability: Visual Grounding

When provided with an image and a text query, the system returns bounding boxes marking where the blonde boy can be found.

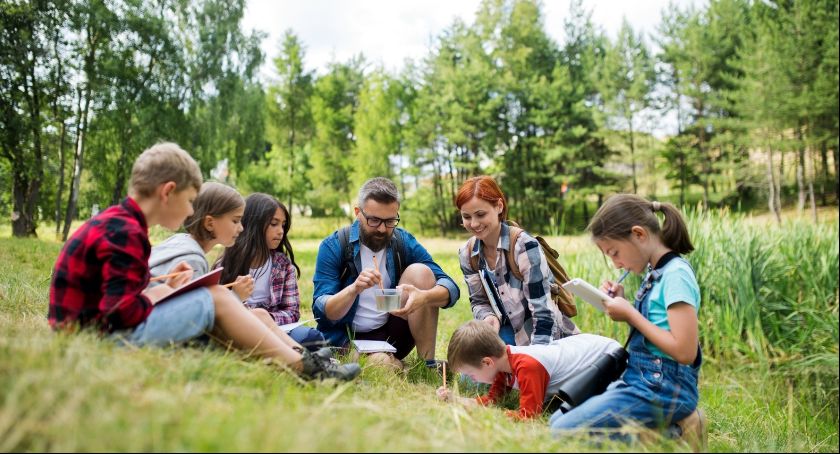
[437,320,622,419]
[49,142,359,381]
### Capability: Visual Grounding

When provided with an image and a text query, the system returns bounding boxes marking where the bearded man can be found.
[312,177,459,370]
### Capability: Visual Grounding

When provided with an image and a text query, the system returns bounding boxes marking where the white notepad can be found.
[561,278,612,312]
[278,319,318,333]
[352,339,397,353]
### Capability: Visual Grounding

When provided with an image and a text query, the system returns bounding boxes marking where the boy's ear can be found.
[481,357,494,368]
[159,181,178,200]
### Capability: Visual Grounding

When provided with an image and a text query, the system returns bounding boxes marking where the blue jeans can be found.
[287,325,327,351]
[549,347,699,431]
[499,322,516,346]
[111,287,215,347]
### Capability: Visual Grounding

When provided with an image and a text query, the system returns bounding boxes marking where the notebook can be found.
[352,339,397,353]
[155,268,223,305]
[561,278,611,312]
[278,319,318,333]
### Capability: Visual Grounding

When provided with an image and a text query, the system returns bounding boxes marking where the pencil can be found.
[221,282,236,288]
[371,255,384,290]
[607,269,631,297]
[442,361,447,390]
[149,270,189,282]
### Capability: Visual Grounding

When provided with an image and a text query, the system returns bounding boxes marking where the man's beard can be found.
[359,227,391,252]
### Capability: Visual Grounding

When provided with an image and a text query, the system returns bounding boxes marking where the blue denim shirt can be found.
[312,221,460,346]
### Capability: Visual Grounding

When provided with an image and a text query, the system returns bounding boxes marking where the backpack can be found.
[337,225,407,284]
[467,221,578,318]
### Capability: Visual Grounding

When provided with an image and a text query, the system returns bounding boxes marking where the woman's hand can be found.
[232,275,254,301]
[436,386,452,402]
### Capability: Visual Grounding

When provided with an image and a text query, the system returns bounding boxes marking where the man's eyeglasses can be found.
[359,209,400,228]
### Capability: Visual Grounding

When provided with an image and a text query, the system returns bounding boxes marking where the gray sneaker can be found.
[299,350,361,381]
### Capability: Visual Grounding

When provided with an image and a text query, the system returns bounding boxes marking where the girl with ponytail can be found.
[550,194,705,447]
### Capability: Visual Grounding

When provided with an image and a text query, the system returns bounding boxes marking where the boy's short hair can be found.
[183,182,245,242]
[129,142,203,198]
[447,320,506,370]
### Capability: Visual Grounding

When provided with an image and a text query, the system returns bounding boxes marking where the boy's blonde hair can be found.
[447,320,506,370]
[183,182,245,242]
[129,142,203,198]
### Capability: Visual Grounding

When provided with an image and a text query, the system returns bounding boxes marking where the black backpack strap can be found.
[391,228,407,284]
[337,226,357,282]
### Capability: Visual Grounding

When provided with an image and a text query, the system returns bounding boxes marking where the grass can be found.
[1,209,838,452]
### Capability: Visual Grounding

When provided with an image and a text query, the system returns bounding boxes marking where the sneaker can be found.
[299,349,361,381]
[675,409,707,452]
[313,347,334,362]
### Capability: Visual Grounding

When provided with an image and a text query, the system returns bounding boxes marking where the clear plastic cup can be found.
[374,288,402,312]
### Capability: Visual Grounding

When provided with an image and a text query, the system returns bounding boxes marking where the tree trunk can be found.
[54,121,67,237]
[833,143,839,205]
[818,141,828,206]
[628,119,637,194]
[806,145,817,222]
[766,145,781,224]
[796,128,806,212]
[63,97,90,241]
[13,51,45,238]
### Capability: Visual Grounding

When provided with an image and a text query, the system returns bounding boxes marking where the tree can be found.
[265,30,313,211]
[596,19,654,194]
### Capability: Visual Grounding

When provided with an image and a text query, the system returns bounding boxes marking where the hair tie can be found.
[651,201,661,212]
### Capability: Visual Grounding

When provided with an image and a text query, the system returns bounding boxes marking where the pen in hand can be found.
[607,270,631,297]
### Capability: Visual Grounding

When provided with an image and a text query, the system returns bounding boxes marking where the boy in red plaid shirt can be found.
[49,142,359,381]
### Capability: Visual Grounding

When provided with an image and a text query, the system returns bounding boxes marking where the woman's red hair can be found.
[455,176,508,221]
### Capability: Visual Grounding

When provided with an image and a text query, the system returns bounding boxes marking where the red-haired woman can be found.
[455,176,578,345]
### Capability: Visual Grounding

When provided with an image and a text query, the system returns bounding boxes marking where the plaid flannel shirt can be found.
[245,251,301,325]
[459,222,578,345]
[49,197,153,332]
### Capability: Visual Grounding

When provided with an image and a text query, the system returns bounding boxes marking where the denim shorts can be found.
[111,287,215,347]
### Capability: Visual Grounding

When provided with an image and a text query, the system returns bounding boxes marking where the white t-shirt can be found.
[352,244,391,332]
[248,258,272,305]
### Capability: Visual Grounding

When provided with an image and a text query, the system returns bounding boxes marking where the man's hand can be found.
[352,268,382,294]
[391,284,426,317]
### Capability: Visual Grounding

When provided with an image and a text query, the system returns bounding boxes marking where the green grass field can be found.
[1,209,838,452]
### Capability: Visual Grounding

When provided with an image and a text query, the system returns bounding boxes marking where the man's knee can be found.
[399,263,435,289]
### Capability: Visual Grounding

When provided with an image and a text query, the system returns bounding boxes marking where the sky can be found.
[242,0,700,79]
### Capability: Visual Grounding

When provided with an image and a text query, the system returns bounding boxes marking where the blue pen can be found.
[608,270,631,297]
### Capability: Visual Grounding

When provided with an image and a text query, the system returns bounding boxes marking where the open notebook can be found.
[155,268,223,305]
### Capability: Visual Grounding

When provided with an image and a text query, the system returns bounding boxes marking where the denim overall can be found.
[550,254,702,430]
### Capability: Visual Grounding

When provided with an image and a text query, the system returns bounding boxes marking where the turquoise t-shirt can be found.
[645,258,700,359]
